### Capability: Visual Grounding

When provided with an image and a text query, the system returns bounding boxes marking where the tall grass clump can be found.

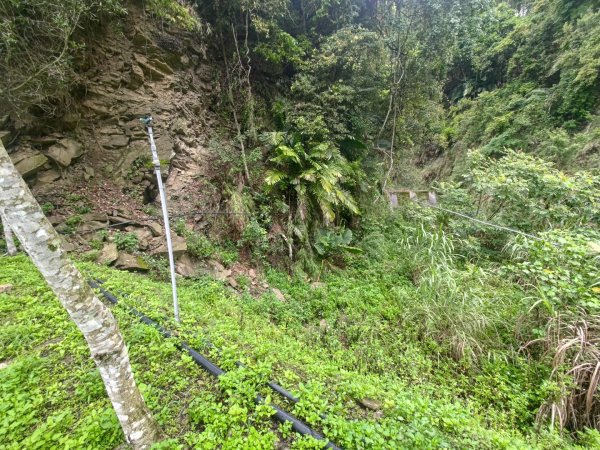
[396,222,524,362]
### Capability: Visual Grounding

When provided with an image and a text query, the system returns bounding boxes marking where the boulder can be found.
[147,222,163,236]
[60,237,75,252]
[134,54,167,81]
[205,259,231,281]
[115,253,149,271]
[83,212,108,223]
[47,215,63,226]
[77,221,107,234]
[131,28,153,48]
[98,243,118,265]
[176,253,197,277]
[83,166,95,181]
[82,99,112,117]
[358,398,382,411]
[170,118,187,136]
[11,149,48,178]
[47,139,83,167]
[151,59,174,75]
[154,134,175,161]
[101,134,129,149]
[124,226,153,250]
[62,113,81,130]
[37,169,61,184]
[150,234,187,257]
[271,288,286,302]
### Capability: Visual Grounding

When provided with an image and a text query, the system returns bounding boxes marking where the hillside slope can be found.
[2,250,595,449]
[2,5,230,254]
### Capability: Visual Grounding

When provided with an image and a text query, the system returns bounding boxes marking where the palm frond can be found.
[264,169,287,186]
[275,145,301,164]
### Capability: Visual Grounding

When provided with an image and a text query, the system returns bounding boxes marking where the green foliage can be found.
[174,218,238,265]
[89,239,104,251]
[238,219,269,265]
[113,232,139,253]
[439,150,600,237]
[2,235,595,449]
[507,229,600,312]
[254,29,308,66]
[144,255,171,281]
[3,0,600,445]
[449,1,519,97]
[447,0,600,167]
[80,250,101,262]
[174,220,214,259]
[289,26,387,141]
[0,0,126,115]
[146,0,201,31]
[551,7,600,122]
[264,132,360,225]
[63,214,83,234]
[186,232,215,259]
[313,228,361,259]
[41,203,55,215]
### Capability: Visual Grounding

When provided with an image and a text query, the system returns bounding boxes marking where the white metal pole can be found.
[142,116,180,322]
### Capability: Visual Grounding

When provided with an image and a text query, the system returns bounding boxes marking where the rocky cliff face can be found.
[2,7,232,262]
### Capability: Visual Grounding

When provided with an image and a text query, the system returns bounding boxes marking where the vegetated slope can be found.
[1,0,600,448]
[1,213,599,449]
[431,0,600,179]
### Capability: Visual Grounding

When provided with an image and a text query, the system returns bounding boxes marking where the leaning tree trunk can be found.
[1,210,17,255]
[0,141,160,449]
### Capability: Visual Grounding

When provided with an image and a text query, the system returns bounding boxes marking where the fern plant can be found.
[263,132,359,226]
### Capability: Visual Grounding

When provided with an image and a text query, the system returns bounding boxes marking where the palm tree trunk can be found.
[0,141,160,449]
[1,210,17,255]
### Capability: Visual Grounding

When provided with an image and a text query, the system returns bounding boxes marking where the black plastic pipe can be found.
[88,280,341,449]
[90,281,302,404]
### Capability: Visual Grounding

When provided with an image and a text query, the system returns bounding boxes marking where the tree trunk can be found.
[1,210,17,255]
[0,142,160,449]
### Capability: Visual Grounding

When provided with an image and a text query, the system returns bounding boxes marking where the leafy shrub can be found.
[144,255,170,281]
[313,228,361,259]
[89,239,104,251]
[63,215,83,234]
[264,132,360,226]
[507,229,600,312]
[65,215,83,227]
[41,203,55,215]
[239,219,269,265]
[80,250,100,262]
[186,232,215,259]
[145,0,201,31]
[113,232,139,253]
[438,150,600,250]
[175,219,215,259]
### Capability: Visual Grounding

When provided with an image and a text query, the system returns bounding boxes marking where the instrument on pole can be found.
[140,114,180,322]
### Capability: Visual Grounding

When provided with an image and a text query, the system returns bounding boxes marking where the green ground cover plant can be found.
[2,216,598,449]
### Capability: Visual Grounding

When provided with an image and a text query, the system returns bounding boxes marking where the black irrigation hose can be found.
[88,280,341,449]
[90,280,304,406]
